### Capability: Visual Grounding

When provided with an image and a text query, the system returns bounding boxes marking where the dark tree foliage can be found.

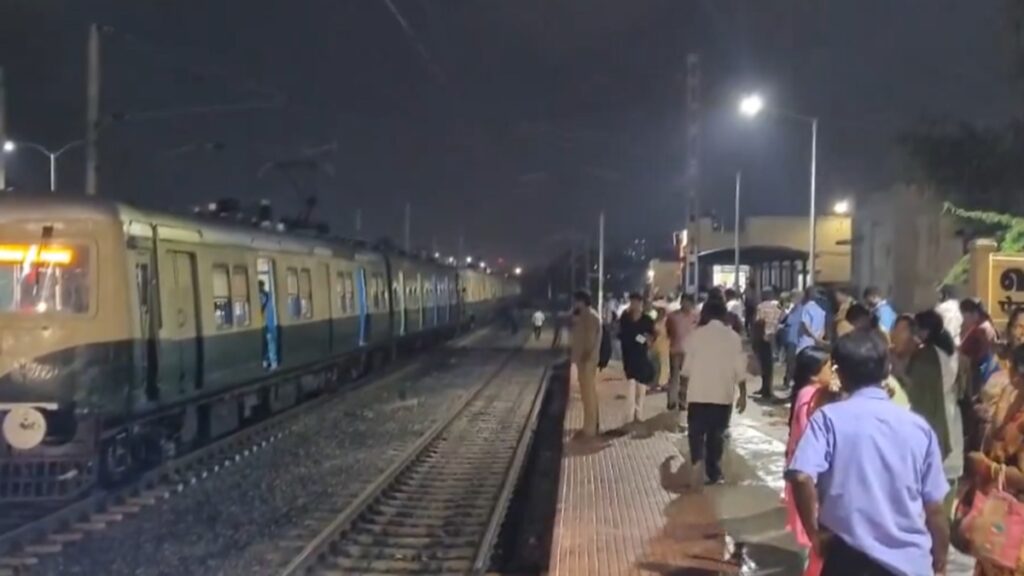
[898,119,1024,214]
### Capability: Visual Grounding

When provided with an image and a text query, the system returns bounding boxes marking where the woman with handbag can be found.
[962,343,1024,575]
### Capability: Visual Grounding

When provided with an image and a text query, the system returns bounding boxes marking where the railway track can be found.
[278,345,553,576]
[0,330,496,575]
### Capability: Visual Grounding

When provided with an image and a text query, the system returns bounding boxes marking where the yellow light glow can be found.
[0,245,74,265]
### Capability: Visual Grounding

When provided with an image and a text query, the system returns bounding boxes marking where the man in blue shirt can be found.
[786,330,949,576]
[864,286,898,332]
[798,286,827,353]
[781,295,803,389]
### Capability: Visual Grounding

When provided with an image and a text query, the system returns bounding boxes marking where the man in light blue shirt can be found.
[797,286,826,353]
[786,330,949,576]
[864,286,898,332]
[781,297,804,389]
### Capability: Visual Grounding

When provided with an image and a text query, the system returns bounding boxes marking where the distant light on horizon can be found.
[465,256,473,264]
[739,93,765,118]
[514,266,522,276]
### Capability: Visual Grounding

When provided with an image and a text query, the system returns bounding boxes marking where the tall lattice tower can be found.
[684,53,702,294]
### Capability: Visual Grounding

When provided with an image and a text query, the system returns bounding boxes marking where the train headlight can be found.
[3,407,47,450]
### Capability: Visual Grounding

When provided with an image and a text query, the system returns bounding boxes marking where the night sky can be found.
[0,1,1016,264]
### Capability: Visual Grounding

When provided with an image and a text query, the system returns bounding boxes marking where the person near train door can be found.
[570,290,602,437]
[259,280,279,370]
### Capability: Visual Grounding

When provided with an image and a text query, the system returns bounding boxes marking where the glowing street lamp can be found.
[833,199,851,215]
[3,139,84,192]
[465,256,473,264]
[513,266,522,276]
[738,94,765,118]
[738,92,819,285]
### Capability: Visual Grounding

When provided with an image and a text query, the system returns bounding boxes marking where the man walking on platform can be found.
[570,290,602,437]
[666,294,697,411]
[786,330,949,576]
[754,288,783,399]
[681,300,748,486]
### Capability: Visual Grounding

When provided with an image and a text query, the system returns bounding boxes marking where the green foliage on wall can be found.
[942,202,1024,284]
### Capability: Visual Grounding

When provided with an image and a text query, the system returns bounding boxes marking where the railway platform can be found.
[547,363,978,576]
[549,364,806,576]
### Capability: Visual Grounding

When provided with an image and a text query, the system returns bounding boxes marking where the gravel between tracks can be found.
[32,330,527,576]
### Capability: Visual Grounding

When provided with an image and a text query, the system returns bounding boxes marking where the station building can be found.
[651,213,852,297]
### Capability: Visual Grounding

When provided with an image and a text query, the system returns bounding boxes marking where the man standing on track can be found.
[681,299,748,486]
[531,308,546,341]
[570,290,602,437]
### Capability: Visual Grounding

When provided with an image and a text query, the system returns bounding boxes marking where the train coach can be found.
[0,196,518,501]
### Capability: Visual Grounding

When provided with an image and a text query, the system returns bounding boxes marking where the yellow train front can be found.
[0,196,519,502]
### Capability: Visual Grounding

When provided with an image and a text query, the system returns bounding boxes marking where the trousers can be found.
[821,534,896,576]
[576,363,600,436]
[755,339,774,396]
[667,352,686,409]
[687,402,731,481]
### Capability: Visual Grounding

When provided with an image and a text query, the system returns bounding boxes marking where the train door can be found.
[167,251,201,393]
[321,263,333,352]
[417,273,425,330]
[432,276,439,326]
[256,257,280,369]
[442,278,450,323]
[356,267,368,345]
[131,249,159,406]
[396,270,406,336]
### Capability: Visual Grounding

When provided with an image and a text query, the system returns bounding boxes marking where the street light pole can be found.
[734,171,741,291]
[4,140,84,192]
[738,93,819,286]
[808,117,818,286]
[48,153,56,192]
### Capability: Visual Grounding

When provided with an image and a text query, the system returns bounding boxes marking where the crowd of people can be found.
[567,281,1024,576]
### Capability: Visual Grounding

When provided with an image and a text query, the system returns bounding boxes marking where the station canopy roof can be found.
[697,245,808,265]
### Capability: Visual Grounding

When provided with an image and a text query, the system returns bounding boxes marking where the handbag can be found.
[956,464,1024,569]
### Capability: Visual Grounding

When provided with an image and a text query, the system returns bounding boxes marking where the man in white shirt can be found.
[935,284,962,345]
[682,299,748,486]
[531,309,546,341]
[724,288,744,319]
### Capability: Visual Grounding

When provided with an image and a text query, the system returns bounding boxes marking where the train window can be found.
[344,273,355,315]
[0,243,91,314]
[135,263,150,312]
[339,272,352,313]
[212,265,232,328]
[299,268,313,319]
[286,268,300,319]
[371,274,381,311]
[232,266,251,327]
[135,262,151,334]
